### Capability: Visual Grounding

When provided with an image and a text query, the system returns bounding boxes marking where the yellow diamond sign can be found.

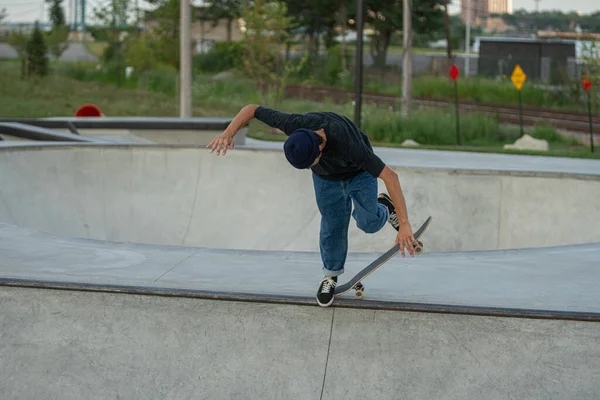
[511,65,527,91]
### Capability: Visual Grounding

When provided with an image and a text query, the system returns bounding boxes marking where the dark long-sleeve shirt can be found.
[254,106,386,181]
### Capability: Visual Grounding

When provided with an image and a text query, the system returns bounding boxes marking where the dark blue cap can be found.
[283,128,320,169]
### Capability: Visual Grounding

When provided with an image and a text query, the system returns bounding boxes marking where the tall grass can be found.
[2,60,590,157]
[358,109,578,147]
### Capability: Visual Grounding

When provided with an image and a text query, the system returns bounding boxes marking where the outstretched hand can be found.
[395,223,418,257]
[207,133,234,155]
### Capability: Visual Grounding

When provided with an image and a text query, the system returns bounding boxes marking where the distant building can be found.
[477,37,576,83]
[461,0,512,30]
[487,0,512,15]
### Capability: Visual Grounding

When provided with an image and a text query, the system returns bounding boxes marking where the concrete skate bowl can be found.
[1,144,600,253]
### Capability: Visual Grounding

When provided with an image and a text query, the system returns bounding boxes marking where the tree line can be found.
[496,9,600,33]
[143,0,448,69]
[4,0,70,78]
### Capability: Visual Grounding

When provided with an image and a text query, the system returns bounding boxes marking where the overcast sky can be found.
[1,0,598,25]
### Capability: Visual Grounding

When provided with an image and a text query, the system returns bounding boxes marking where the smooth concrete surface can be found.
[1,287,599,400]
[1,223,599,315]
[1,140,600,400]
[1,144,599,253]
[0,287,330,400]
[243,137,600,177]
[64,128,243,145]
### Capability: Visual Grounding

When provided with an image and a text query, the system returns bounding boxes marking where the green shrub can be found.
[193,41,244,73]
[529,125,579,145]
[363,109,492,145]
[26,22,49,77]
[321,45,348,86]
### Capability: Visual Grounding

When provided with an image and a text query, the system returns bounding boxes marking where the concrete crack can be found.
[320,308,336,400]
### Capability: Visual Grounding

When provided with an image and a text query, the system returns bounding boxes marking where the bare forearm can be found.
[224,104,259,137]
[380,167,410,225]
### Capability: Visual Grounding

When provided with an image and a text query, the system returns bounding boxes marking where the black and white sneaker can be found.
[378,193,400,231]
[316,277,337,307]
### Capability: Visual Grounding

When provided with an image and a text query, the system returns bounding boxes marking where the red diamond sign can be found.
[583,77,593,93]
[450,64,459,81]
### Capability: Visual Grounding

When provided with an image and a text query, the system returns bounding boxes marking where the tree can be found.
[241,0,295,108]
[46,26,70,60]
[46,0,69,60]
[93,0,131,83]
[199,0,242,41]
[284,0,340,57]
[93,0,130,31]
[362,1,403,68]
[7,28,29,79]
[354,0,444,68]
[124,33,158,72]
[447,15,482,51]
[498,10,600,33]
[46,0,66,28]
[0,8,7,24]
[26,22,49,78]
[146,0,180,70]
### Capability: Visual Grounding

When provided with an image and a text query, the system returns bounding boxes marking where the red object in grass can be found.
[582,77,593,93]
[449,64,459,81]
[75,104,103,117]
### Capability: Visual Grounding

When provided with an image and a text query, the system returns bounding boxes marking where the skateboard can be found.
[334,216,432,299]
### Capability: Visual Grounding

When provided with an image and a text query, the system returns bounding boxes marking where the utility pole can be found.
[180,0,192,118]
[443,0,452,60]
[74,0,78,31]
[68,0,72,29]
[353,0,364,128]
[73,0,87,40]
[82,0,86,42]
[401,0,413,116]
[136,0,140,34]
[465,0,471,77]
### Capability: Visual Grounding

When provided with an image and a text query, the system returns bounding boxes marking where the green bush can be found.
[529,125,579,145]
[362,109,482,145]
[321,45,348,86]
[193,41,244,73]
[26,22,49,77]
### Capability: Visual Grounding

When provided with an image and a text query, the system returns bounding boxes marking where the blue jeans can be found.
[312,171,389,277]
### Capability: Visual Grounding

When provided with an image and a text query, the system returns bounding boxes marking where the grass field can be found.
[0,60,232,118]
[85,42,109,58]
[2,60,597,159]
[75,40,595,112]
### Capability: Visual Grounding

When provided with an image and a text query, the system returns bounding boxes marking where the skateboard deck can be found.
[334,216,432,299]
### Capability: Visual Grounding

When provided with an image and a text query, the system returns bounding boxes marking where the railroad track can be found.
[285,84,600,135]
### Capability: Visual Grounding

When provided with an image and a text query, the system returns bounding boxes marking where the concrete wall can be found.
[0,146,599,253]
[2,287,599,400]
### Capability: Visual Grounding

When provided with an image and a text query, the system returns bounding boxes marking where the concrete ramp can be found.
[1,141,600,400]
[1,287,599,400]
[1,145,600,252]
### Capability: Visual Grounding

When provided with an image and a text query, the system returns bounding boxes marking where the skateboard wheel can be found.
[354,282,365,299]
[415,241,424,255]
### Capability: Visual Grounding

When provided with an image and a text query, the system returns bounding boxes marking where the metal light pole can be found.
[353,0,364,128]
[465,0,471,77]
[401,0,413,116]
[180,0,192,118]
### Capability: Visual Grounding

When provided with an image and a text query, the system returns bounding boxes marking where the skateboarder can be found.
[207,104,419,307]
